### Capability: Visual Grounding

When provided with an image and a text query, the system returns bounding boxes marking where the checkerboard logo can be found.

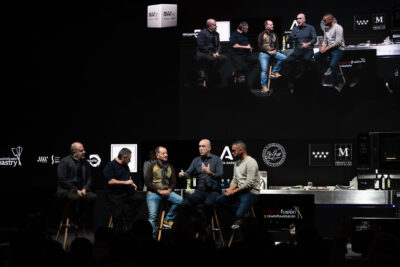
[309,144,331,166]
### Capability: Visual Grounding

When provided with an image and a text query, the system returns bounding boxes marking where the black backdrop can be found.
[1,0,400,227]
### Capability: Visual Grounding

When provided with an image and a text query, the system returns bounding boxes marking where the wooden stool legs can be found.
[227,207,256,248]
[211,208,225,247]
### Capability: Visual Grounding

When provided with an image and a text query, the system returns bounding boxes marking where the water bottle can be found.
[186,177,191,189]
[192,174,197,189]
[221,178,225,189]
[374,169,380,190]
[381,174,386,190]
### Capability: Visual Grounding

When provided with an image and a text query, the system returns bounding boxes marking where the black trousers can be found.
[64,191,97,227]
[106,191,145,232]
[196,53,227,80]
[282,47,314,78]
[181,190,220,223]
[230,52,258,76]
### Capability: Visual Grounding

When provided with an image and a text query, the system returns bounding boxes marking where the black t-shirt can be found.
[229,30,250,55]
[103,159,133,194]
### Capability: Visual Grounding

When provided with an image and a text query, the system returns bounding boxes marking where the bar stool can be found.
[227,207,256,248]
[338,63,346,84]
[155,200,171,242]
[55,202,85,250]
[210,207,225,247]
[107,216,113,229]
[262,61,276,92]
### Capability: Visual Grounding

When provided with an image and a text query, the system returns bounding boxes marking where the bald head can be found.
[206,19,217,31]
[296,13,306,26]
[199,139,212,157]
[71,142,85,160]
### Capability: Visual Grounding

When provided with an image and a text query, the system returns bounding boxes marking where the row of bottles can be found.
[185,174,231,189]
[374,169,392,190]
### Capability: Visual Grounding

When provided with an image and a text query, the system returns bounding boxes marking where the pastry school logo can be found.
[0,146,23,167]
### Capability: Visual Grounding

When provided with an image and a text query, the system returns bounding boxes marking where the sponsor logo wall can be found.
[1,140,356,189]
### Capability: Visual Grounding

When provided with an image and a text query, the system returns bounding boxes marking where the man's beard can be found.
[233,154,242,161]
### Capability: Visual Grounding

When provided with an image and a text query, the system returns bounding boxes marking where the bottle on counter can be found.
[374,169,380,190]
[282,36,286,51]
[192,171,197,189]
[186,177,191,189]
[386,173,392,190]
[381,174,386,190]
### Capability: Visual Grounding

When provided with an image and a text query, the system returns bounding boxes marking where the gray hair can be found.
[237,21,248,30]
[117,148,132,159]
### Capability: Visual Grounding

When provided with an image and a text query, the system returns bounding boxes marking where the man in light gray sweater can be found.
[314,13,345,91]
[216,140,260,229]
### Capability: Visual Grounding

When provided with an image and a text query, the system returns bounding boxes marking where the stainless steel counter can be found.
[311,44,400,56]
[260,189,394,205]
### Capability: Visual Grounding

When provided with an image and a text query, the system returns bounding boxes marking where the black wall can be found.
[1,1,400,227]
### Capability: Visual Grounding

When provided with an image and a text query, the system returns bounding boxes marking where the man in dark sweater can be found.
[56,142,97,228]
[178,139,223,225]
[196,18,227,87]
[103,148,145,232]
[145,146,182,237]
[282,13,317,79]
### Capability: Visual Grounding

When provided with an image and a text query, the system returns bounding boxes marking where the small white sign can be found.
[147,4,177,28]
[216,21,230,42]
[111,144,138,173]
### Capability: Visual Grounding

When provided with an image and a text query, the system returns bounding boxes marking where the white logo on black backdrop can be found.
[37,155,61,165]
[87,154,101,167]
[0,146,23,167]
[309,144,331,166]
[262,143,286,167]
[335,144,352,166]
[372,13,385,30]
[37,156,49,164]
[220,146,235,165]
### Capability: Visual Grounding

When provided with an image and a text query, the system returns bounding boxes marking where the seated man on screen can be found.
[313,13,345,92]
[196,18,227,87]
[229,21,258,84]
[258,19,287,93]
[281,13,317,81]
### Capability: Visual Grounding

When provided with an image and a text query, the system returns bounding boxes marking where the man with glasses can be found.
[282,13,317,79]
